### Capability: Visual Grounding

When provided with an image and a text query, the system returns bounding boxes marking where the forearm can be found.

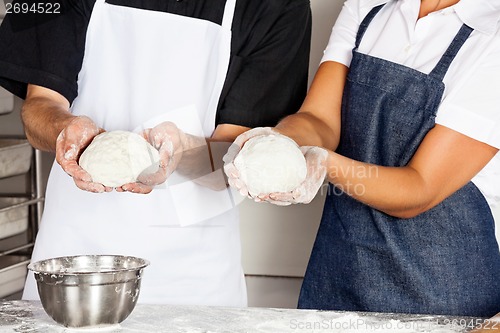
[275,111,340,150]
[177,138,231,190]
[326,123,500,219]
[327,152,433,219]
[275,61,347,151]
[21,86,74,152]
[175,134,213,180]
[174,125,243,189]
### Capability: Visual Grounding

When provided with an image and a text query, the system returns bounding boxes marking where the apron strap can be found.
[354,3,473,82]
[222,0,237,30]
[354,4,386,51]
[429,24,474,81]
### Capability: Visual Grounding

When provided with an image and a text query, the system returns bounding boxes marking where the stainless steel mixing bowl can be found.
[27,255,149,328]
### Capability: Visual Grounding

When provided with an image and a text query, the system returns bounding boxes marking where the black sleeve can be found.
[216,0,312,128]
[0,0,93,103]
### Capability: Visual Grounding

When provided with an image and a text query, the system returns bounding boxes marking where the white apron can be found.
[23,0,247,306]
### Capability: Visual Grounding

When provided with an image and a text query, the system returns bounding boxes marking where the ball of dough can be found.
[79,130,160,187]
[234,135,307,196]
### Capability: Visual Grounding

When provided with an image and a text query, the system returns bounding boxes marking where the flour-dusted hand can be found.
[55,116,109,193]
[223,127,281,197]
[260,146,328,205]
[120,121,187,194]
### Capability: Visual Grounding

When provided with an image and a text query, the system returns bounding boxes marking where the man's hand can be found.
[55,116,109,193]
[119,121,186,194]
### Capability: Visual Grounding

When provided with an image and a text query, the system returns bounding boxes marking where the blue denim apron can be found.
[298,5,500,317]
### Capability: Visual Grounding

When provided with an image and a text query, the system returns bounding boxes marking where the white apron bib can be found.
[23,0,247,306]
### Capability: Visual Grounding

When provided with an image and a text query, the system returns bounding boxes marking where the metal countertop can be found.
[0,300,491,332]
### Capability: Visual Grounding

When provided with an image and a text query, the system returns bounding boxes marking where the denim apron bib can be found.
[298,5,500,317]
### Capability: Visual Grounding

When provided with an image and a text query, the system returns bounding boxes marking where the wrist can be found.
[55,115,82,148]
[181,132,206,153]
[325,150,339,182]
[58,115,84,135]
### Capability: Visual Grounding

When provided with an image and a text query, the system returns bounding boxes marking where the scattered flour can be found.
[0,301,474,333]
[255,312,468,333]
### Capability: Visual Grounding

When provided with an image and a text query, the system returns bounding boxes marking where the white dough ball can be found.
[79,130,160,187]
[234,135,307,197]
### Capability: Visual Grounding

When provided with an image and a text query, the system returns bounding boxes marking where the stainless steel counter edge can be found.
[0,300,488,332]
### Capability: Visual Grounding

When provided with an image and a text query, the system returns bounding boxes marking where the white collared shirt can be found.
[322,0,500,209]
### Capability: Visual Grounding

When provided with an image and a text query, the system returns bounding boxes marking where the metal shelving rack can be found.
[0,131,44,299]
[0,10,43,299]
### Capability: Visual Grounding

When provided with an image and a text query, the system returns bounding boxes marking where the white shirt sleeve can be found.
[436,37,500,149]
[321,0,391,66]
[320,0,360,66]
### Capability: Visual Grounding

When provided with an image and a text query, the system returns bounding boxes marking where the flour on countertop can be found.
[0,301,477,333]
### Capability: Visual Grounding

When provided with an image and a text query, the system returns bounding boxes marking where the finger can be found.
[61,161,93,182]
[299,145,317,155]
[269,191,295,202]
[72,166,94,183]
[104,186,114,192]
[227,177,244,194]
[157,138,174,162]
[232,178,247,192]
[227,177,248,196]
[137,167,167,186]
[140,128,152,142]
[223,163,239,178]
[252,194,288,206]
[265,198,293,206]
[121,182,154,194]
[74,179,106,193]
[238,185,249,197]
[227,177,238,188]
[222,143,241,163]
[156,144,176,178]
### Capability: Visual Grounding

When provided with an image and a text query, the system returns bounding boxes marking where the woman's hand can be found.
[223,127,328,205]
[223,127,281,197]
[119,121,186,194]
[55,116,110,193]
[261,146,328,205]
